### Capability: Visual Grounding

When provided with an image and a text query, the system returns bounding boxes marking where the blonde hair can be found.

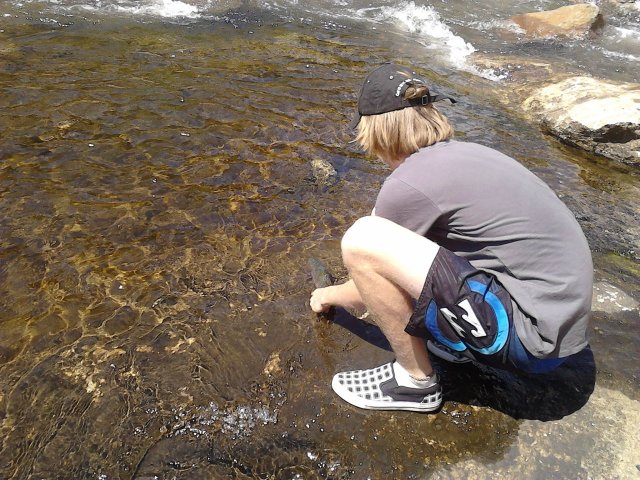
[355,85,454,161]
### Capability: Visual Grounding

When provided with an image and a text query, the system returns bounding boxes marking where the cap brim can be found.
[348,111,361,130]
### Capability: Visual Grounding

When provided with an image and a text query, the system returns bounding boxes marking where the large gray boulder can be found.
[522,76,640,166]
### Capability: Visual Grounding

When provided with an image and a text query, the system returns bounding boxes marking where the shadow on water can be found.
[331,308,596,422]
[329,308,392,352]
[439,349,596,421]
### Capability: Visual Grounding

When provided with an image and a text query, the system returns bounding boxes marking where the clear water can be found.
[0,1,638,478]
[3,0,638,81]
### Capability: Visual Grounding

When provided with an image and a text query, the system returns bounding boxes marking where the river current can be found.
[0,1,639,478]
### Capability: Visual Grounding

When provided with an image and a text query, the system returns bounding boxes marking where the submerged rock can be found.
[310,158,337,187]
[592,282,639,313]
[510,4,604,39]
[522,76,640,166]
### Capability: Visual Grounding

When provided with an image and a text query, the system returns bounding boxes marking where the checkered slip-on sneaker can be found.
[331,362,442,412]
[427,340,472,364]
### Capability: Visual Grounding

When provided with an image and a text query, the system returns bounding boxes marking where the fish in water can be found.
[308,257,368,320]
[308,257,335,320]
[308,257,334,289]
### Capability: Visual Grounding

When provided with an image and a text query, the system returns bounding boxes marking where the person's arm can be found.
[310,279,365,314]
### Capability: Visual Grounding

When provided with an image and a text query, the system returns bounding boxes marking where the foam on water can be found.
[368,2,475,68]
[11,0,204,18]
[599,48,640,63]
[89,0,201,18]
[592,24,640,68]
[355,2,506,81]
[256,0,499,79]
[611,25,640,42]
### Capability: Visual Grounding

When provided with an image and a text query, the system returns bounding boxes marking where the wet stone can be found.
[592,282,639,313]
[310,158,338,188]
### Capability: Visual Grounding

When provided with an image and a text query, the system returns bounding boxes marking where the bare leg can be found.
[341,216,440,379]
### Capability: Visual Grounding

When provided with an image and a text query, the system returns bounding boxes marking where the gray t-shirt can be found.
[375,140,592,358]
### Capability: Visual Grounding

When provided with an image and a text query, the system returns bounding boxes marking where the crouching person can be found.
[309,63,593,413]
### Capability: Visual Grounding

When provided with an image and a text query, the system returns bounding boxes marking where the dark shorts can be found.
[406,248,565,374]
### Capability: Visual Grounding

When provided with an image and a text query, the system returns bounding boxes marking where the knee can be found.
[341,216,390,268]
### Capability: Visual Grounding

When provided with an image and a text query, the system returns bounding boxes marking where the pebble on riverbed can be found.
[310,158,338,188]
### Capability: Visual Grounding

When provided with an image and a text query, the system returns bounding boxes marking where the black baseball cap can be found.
[349,63,457,129]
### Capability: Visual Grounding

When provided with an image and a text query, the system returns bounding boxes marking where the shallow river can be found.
[0,1,639,478]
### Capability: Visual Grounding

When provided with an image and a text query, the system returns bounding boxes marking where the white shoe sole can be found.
[331,363,443,412]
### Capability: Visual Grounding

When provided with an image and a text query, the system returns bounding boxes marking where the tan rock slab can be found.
[510,3,604,39]
[429,385,640,479]
[522,76,640,165]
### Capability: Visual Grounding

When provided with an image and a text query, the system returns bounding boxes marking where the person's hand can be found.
[310,287,333,313]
